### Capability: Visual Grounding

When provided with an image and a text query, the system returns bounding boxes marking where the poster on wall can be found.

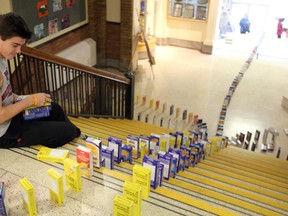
[11,0,88,47]
[37,0,48,18]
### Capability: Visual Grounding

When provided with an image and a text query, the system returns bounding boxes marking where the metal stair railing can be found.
[7,45,134,119]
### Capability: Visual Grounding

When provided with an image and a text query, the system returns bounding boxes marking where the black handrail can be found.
[7,46,134,119]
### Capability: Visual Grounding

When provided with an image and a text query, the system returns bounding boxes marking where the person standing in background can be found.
[277,18,285,39]
[239,14,250,34]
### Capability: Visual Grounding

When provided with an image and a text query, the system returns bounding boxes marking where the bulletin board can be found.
[11,0,88,47]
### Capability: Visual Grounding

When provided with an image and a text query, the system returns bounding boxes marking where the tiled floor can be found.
[1,32,288,215]
[135,32,288,161]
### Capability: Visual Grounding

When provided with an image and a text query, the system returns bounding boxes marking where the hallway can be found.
[135,34,288,160]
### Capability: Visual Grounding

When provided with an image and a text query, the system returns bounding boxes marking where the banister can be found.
[21,46,131,84]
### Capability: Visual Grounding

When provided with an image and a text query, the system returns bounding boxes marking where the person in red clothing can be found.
[277,18,285,39]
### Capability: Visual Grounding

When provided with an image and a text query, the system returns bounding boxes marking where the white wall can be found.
[56,38,97,67]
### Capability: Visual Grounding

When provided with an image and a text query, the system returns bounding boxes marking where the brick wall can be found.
[36,0,134,72]
[120,0,133,71]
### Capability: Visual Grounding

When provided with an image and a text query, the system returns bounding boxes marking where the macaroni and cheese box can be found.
[142,155,160,189]
[76,145,93,177]
[63,158,82,192]
[101,146,114,169]
[168,147,181,172]
[175,132,183,148]
[158,163,164,186]
[126,135,139,159]
[123,181,142,216]
[160,134,171,152]
[19,178,37,216]
[139,135,150,158]
[47,169,64,205]
[179,154,186,171]
[180,146,191,168]
[121,144,132,164]
[157,151,172,180]
[169,132,177,148]
[150,134,160,155]
[85,137,102,168]
[169,156,178,178]
[113,195,134,216]
[132,164,150,199]
[108,136,122,164]
[23,102,52,120]
[182,131,190,147]
[37,146,69,164]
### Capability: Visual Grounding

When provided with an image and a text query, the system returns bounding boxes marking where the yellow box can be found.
[132,164,150,199]
[113,195,134,216]
[19,178,37,216]
[63,158,82,192]
[48,169,64,205]
[37,147,69,164]
[123,181,142,216]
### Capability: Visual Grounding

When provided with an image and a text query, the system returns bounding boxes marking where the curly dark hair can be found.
[0,12,32,41]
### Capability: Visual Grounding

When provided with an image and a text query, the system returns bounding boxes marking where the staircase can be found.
[60,116,288,216]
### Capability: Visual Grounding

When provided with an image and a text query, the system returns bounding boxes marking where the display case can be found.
[168,0,209,21]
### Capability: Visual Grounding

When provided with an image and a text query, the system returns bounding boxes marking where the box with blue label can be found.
[139,135,150,158]
[190,143,201,164]
[101,145,114,169]
[160,134,171,152]
[168,147,181,172]
[121,144,132,164]
[150,134,160,155]
[169,156,177,178]
[175,132,183,148]
[142,155,160,189]
[157,151,172,180]
[108,136,122,164]
[126,135,139,159]
[169,132,177,148]
[23,102,52,120]
[179,154,186,171]
[158,163,164,187]
[180,146,191,168]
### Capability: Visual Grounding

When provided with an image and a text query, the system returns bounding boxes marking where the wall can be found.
[56,38,97,67]
[0,0,135,73]
[153,0,221,54]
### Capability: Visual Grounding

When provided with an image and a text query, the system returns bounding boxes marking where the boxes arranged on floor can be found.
[123,181,142,216]
[76,145,93,177]
[126,135,139,159]
[101,146,114,169]
[121,144,132,164]
[150,134,160,155]
[139,135,150,159]
[0,182,7,216]
[63,158,82,192]
[85,137,102,169]
[47,169,64,205]
[157,151,172,180]
[168,147,181,173]
[37,146,69,164]
[132,164,150,199]
[19,178,37,216]
[113,195,134,216]
[108,136,122,164]
[23,102,52,120]
[158,163,164,186]
[142,155,160,189]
